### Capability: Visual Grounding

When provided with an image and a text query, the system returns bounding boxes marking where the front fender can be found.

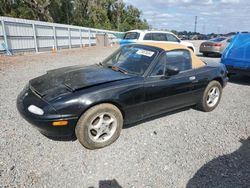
[51,78,144,123]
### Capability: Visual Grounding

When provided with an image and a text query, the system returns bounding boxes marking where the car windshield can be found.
[123,32,140,40]
[102,46,157,76]
[209,37,226,42]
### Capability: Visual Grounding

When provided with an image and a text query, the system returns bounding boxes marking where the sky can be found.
[123,0,250,34]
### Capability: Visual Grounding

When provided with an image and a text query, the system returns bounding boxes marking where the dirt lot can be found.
[0,42,249,188]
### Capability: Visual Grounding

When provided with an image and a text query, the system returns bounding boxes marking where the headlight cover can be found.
[28,105,44,115]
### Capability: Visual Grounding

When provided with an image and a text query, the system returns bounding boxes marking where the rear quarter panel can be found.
[193,64,227,99]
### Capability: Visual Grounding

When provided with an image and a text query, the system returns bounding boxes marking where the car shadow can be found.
[89,179,122,188]
[43,134,77,142]
[229,75,250,86]
[196,53,221,58]
[186,137,250,188]
[124,106,192,129]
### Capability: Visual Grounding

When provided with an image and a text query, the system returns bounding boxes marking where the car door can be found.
[143,50,198,118]
[151,33,168,42]
[148,33,181,45]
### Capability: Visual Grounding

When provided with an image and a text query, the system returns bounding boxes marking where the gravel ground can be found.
[0,42,249,188]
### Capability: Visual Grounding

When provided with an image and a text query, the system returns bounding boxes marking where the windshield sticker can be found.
[136,49,155,57]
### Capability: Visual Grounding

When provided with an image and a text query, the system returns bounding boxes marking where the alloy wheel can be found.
[206,86,220,107]
[88,112,118,143]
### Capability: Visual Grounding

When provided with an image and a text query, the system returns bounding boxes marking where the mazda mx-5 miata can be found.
[17,43,228,149]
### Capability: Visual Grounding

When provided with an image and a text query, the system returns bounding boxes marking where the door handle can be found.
[189,76,196,81]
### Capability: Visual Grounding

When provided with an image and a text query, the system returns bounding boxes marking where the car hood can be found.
[180,41,194,47]
[29,64,134,99]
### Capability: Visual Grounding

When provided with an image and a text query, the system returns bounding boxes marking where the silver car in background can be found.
[199,37,233,56]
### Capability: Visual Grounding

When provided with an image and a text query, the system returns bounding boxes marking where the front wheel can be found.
[197,81,222,112]
[75,103,123,149]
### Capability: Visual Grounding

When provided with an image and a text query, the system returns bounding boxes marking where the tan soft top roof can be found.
[138,42,205,69]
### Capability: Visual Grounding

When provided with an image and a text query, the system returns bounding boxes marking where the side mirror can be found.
[165,65,179,76]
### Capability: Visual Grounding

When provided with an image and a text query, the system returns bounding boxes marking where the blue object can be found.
[1,42,12,56]
[221,33,250,74]
[119,39,136,46]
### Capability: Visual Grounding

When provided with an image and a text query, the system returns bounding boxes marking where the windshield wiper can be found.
[108,65,128,74]
[97,62,103,66]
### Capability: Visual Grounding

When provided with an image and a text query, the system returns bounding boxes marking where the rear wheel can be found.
[75,103,123,149]
[197,81,222,112]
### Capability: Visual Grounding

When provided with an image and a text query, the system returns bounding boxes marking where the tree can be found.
[49,0,74,24]
[23,0,53,22]
[0,0,150,31]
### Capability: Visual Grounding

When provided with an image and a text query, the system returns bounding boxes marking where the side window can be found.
[143,33,152,40]
[124,32,140,40]
[151,55,166,76]
[166,34,180,42]
[150,50,192,76]
[166,50,192,72]
[152,33,167,41]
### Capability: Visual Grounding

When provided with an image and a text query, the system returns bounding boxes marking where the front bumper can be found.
[17,86,78,138]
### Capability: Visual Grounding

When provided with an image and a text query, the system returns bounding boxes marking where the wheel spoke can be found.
[103,132,111,140]
[211,88,216,95]
[207,86,220,107]
[207,98,212,104]
[104,117,114,125]
[88,112,118,143]
[93,129,102,140]
[94,114,104,129]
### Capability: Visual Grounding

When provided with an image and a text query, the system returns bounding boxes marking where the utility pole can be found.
[117,0,122,31]
[194,16,197,33]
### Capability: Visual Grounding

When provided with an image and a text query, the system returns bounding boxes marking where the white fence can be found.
[0,16,123,54]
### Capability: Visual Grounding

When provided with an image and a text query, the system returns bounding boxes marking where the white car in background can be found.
[120,30,195,52]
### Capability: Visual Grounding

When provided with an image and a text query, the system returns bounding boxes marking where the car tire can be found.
[227,73,235,78]
[197,80,222,112]
[203,53,208,57]
[75,103,123,149]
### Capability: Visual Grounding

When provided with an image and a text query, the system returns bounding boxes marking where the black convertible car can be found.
[17,43,228,149]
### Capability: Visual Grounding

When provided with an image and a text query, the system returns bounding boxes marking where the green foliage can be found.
[0,0,149,31]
